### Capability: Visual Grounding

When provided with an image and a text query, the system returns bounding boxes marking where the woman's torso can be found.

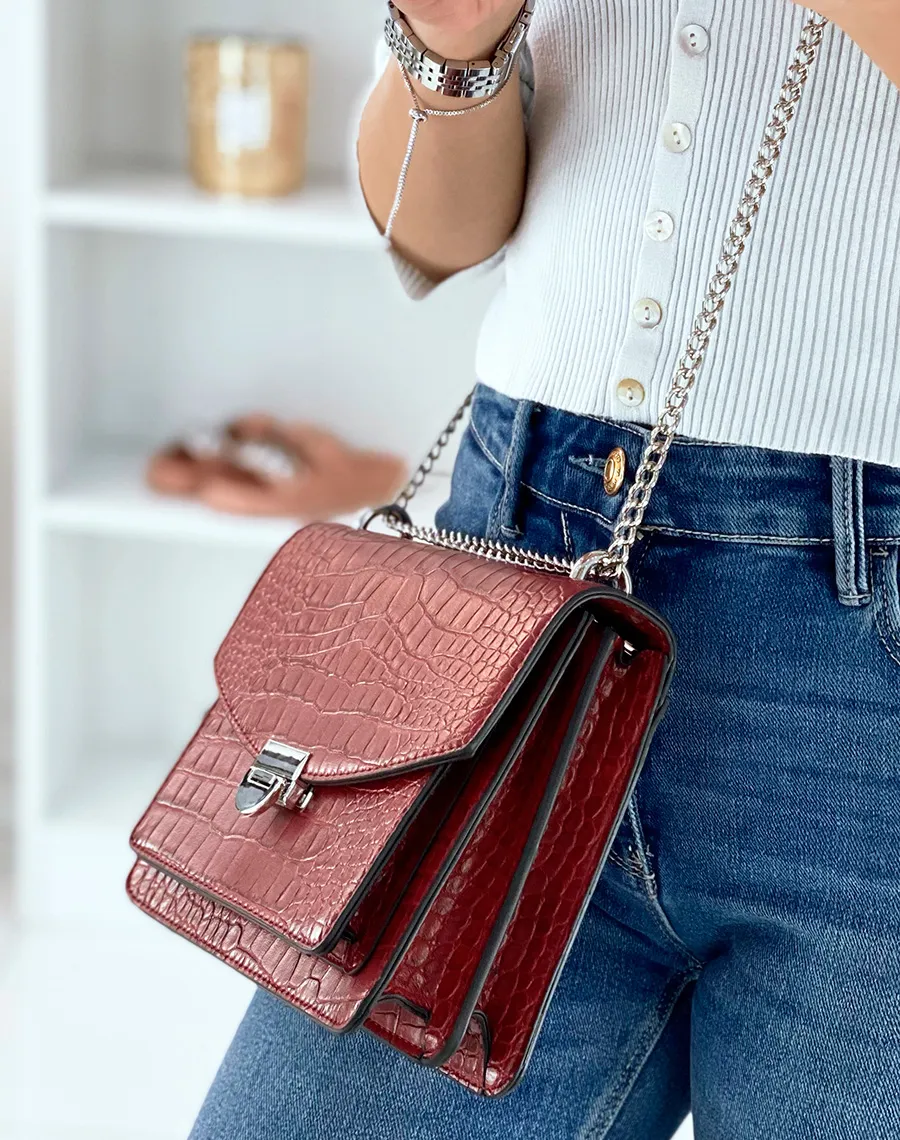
[475,1,900,466]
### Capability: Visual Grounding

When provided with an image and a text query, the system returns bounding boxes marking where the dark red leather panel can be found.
[213,524,600,783]
[128,642,554,1031]
[131,700,435,954]
[128,860,376,1029]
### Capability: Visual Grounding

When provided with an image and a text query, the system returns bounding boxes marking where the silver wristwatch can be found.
[384,1,535,100]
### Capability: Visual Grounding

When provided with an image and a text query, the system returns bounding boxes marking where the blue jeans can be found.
[191,385,900,1140]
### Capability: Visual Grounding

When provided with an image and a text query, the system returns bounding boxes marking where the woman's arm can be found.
[796,1,900,87]
[358,3,529,285]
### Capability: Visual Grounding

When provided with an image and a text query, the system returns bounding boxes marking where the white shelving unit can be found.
[45,170,382,247]
[16,0,497,926]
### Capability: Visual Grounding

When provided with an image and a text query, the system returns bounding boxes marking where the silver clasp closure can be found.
[235,740,314,817]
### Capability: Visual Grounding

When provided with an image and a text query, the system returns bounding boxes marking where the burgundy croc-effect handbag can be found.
[128,16,827,1098]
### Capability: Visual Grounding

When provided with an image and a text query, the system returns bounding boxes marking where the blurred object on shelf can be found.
[147,414,408,520]
[187,35,310,197]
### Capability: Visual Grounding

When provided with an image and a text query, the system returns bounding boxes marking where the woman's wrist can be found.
[407,4,525,61]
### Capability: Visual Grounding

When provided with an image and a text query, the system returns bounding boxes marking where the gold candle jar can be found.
[187,35,310,198]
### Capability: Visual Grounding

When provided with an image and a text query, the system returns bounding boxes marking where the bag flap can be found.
[214,523,624,784]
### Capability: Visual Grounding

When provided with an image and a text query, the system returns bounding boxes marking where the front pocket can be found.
[435,425,506,541]
[871,547,900,669]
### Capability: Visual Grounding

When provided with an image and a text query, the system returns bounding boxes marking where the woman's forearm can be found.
[358,12,528,284]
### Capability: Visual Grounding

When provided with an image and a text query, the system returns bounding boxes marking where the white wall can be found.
[0,0,16,824]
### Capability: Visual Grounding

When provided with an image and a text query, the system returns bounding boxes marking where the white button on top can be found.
[633,298,663,329]
[616,378,646,408]
[662,122,693,154]
[645,210,675,242]
[680,24,710,57]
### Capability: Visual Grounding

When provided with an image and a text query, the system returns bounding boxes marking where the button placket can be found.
[610,1,714,422]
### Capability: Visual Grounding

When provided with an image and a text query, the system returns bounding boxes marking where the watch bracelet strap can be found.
[382,12,829,583]
[384,1,535,100]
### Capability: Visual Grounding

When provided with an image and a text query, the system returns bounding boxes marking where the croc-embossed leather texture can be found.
[128,523,676,1096]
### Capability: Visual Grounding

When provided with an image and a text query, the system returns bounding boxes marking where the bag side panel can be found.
[445,645,673,1096]
[364,619,614,1063]
[324,765,469,975]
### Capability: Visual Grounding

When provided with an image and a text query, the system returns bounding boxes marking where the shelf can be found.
[42,452,451,548]
[43,170,382,249]
[20,744,169,923]
[44,454,298,547]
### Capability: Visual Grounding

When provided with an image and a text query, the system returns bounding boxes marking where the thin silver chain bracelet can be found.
[384,64,513,244]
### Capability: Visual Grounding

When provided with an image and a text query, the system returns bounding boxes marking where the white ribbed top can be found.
[372,2,900,466]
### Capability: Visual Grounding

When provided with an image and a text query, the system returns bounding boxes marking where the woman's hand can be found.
[398,0,527,58]
[794,1,900,87]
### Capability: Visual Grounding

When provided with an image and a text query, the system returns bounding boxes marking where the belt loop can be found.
[830,458,871,608]
[496,400,535,540]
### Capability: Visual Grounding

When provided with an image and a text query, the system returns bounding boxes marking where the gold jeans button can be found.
[603,447,627,495]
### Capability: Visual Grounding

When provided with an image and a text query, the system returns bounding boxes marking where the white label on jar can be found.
[216,87,272,154]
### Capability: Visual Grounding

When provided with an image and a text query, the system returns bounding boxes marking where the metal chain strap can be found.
[392,392,473,512]
[374,12,829,585]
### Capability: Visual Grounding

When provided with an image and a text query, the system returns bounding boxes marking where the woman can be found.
[191,3,900,1137]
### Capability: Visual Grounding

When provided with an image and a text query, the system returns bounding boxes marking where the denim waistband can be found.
[467,385,900,548]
